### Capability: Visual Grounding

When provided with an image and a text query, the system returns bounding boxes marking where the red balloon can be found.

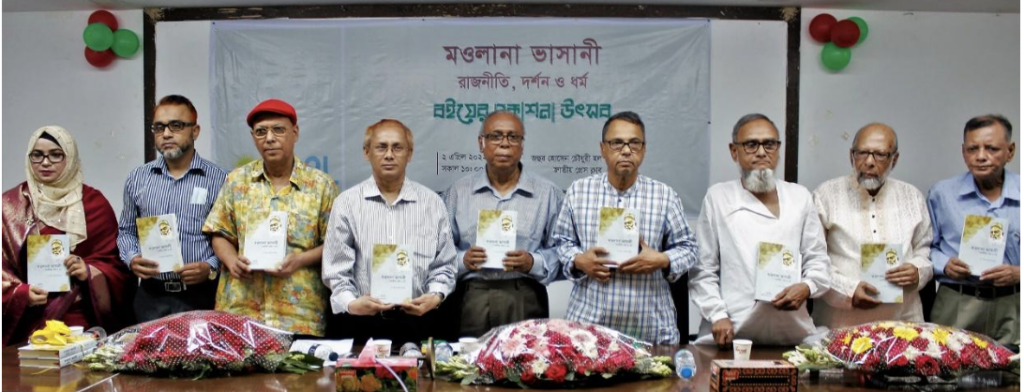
[809,14,837,43]
[88,10,118,31]
[84,47,116,68]
[831,20,861,48]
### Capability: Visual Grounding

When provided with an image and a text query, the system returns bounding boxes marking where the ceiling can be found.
[3,0,1019,13]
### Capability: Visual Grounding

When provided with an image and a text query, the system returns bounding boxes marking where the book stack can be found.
[18,338,97,369]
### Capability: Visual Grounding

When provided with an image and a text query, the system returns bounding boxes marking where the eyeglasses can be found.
[252,126,289,139]
[482,133,524,146]
[372,144,407,155]
[851,149,895,162]
[735,140,782,154]
[604,139,645,152]
[151,121,195,134]
[28,151,66,164]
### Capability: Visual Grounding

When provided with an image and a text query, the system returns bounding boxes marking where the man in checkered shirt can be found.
[552,111,698,345]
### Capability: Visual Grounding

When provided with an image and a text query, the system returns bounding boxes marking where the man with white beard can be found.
[690,113,830,346]
[812,123,933,329]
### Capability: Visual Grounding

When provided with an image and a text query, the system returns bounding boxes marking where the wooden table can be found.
[3,344,1017,391]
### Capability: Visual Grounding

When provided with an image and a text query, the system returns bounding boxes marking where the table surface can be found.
[3,344,1018,391]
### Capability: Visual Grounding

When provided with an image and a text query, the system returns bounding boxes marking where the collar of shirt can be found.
[846,174,895,204]
[150,152,208,177]
[360,177,420,204]
[600,173,646,198]
[957,171,1020,206]
[471,165,536,199]
[726,179,783,219]
[249,157,305,190]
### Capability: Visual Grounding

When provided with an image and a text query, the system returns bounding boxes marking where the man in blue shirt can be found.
[117,95,227,322]
[928,114,1019,345]
[441,111,564,337]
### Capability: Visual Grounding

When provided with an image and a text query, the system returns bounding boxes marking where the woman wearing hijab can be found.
[2,126,134,346]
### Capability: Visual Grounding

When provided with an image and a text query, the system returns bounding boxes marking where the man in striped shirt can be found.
[322,119,458,343]
[117,95,227,322]
[552,111,698,345]
[442,111,564,337]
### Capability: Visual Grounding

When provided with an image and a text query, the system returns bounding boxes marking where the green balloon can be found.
[111,29,140,58]
[83,23,113,51]
[848,16,869,44]
[821,42,852,71]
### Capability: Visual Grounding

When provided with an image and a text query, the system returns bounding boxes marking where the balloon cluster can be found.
[809,14,869,72]
[82,11,140,68]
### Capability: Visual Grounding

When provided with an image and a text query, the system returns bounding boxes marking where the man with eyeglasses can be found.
[322,119,458,343]
[439,111,564,337]
[928,114,1019,346]
[690,113,829,346]
[552,111,698,345]
[117,95,228,322]
[811,123,933,329]
[203,98,340,336]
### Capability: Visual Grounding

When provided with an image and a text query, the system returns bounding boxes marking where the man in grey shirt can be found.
[322,119,458,343]
[442,111,564,337]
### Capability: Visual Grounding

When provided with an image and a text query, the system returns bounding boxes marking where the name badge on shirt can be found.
[190,187,208,204]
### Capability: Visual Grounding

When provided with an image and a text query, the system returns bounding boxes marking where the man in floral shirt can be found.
[203,99,339,336]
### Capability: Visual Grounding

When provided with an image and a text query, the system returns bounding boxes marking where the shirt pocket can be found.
[179,198,213,230]
[518,205,548,251]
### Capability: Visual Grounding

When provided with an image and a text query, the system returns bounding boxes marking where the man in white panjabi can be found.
[690,114,830,347]
[812,123,933,329]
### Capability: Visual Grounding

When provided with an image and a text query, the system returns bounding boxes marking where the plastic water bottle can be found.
[674,349,697,380]
[290,341,339,361]
[434,341,454,363]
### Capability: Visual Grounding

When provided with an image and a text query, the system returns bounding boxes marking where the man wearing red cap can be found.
[203,99,340,336]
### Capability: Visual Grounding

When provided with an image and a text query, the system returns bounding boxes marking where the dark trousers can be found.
[327,308,443,351]
[458,278,549,338]
[133,278,217,323]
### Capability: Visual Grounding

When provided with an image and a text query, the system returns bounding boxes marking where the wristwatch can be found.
[208,266,218,281]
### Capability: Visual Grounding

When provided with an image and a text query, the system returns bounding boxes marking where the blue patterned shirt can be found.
[117,153,228,280]
[552,174,698,344]
[442,168,564,284]
[928,171,1020,285]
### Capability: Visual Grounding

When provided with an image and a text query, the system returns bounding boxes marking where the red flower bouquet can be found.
[784,321,1019,380]
[436,319,673,388]
[83,311,299,378]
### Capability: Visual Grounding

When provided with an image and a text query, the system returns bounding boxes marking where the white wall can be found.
[155,21,213,156]
[798,9,1020,192]
[2,10,145,213]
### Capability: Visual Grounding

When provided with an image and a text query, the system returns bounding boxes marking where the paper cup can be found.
[374,339,393,358]
[733,339,753,361]
[459,337,480,354]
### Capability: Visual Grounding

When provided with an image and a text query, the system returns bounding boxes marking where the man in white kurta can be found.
[812,123,933,329]
[690,114,830,346]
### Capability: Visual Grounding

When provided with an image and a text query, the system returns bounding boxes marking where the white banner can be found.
[211,18,710,215]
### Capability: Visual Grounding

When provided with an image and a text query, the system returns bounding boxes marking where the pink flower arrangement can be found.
[437,319,672,388]
[785,321,1018,379]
